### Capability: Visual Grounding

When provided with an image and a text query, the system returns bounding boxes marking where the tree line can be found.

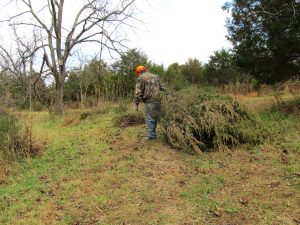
[0,0,299,114]
[0,48,254,110]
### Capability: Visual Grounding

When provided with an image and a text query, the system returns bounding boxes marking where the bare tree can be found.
[72,51,92,109]
[1,0,138,115]
[0,28,43,110]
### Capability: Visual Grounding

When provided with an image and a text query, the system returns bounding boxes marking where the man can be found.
[134,65,167,140]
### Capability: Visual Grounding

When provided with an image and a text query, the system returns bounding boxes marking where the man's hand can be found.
[133,103,139,111]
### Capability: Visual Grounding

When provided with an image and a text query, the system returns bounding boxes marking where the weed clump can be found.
[0,110,41,161]
[114,111,145,127]
[271,97,300,115]
[80,107,110,120]
[161,87,266,154]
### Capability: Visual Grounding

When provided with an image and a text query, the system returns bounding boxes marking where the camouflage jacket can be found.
[134,72,167,105]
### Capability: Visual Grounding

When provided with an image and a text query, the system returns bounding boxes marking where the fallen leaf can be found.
[294,217,300,224]
[212,208,222,217]
[239,198,249,206]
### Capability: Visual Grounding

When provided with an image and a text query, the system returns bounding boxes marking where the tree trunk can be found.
[80,85,84,109]
[29,75,32,112]
[29,61,33,112]
[55,76,64,115]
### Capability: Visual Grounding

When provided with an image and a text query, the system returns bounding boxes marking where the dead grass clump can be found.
[161,88,266,154]
[284,80,300,96]
[272,97,300,115]
[221,81,255,95]
[0,155,6,184]
[114,111,145,127]
[80,107,110,120]
[62,116,81,127]
[0,112,42,162]
[258,84,275,96]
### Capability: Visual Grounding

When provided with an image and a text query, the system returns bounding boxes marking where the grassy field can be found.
[0,97,300,225]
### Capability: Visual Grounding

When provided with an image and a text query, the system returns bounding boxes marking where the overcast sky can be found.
[131,0,231,66]
[0,0,231,68]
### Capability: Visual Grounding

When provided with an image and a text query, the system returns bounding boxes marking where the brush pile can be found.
[114,111,145,127]
[161,87,266,154]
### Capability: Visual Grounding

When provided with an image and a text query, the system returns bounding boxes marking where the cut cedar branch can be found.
[161,90,267,154]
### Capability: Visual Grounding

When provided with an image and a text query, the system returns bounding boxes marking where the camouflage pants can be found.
[144,102,161,139]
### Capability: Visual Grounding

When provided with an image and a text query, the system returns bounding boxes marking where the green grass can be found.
[0,96,300,224]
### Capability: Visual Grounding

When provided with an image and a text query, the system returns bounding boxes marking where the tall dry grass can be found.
[0,110,41,182]
[220,81,255,95]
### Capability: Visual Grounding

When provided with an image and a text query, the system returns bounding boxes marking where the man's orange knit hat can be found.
[135,65,146,75]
